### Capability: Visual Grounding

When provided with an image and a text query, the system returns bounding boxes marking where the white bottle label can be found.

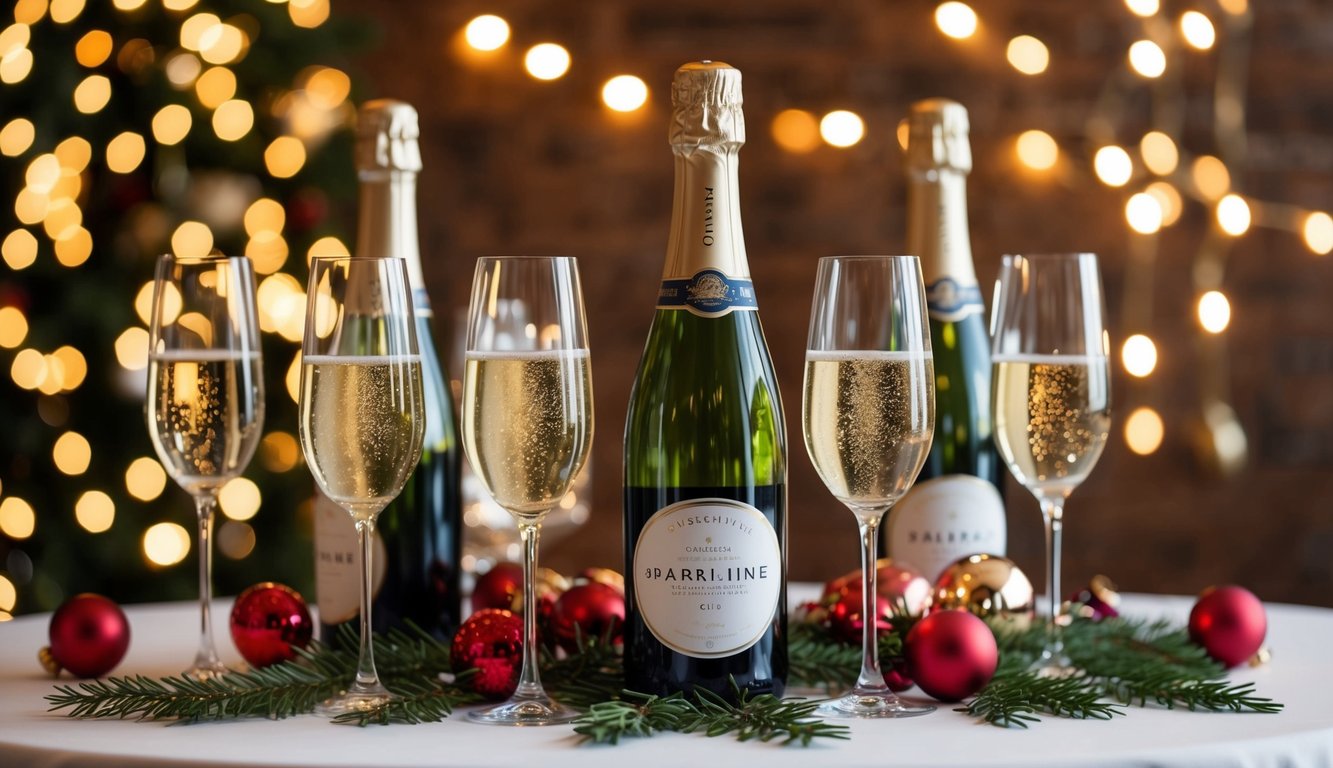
[313,493,386,626]
[887,475,1006,582]
[633,498,781,658]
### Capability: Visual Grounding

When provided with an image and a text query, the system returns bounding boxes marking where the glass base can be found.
[1033,649,1077,677]
[467,696,579,726]
[817,690,935,719]
[316,686,396,717]
[182,659,229,682]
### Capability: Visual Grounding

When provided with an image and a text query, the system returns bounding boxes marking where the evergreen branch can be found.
[1101,675,1283,713]
[538,635,625,710]
[960,671,1123,728]
[788,621,905,691]
[331,676,480,726]
[572,691,699,745]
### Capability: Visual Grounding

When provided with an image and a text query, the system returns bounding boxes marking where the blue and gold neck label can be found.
[657,269,758,318]
[925,277,983,322]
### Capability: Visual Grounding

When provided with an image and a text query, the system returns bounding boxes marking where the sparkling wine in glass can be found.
[298,256,425,715]
[802,255,936,718]
[146,255,264,681]
[461,256,593,726]
[990,252,1111,670]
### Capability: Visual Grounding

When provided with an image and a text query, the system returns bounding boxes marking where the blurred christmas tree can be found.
[0,0,371,616]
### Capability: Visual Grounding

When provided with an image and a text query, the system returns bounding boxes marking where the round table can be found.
[1,592,1330,767]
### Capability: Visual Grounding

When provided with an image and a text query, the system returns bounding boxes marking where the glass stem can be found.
[353,518,381,691]
[854,512,889,693]
[1039,496,1066,661]
[192,494,221,669]
[514,519,546,701]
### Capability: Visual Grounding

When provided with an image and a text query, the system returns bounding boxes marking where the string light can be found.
[212,99,254,141]
[43,198,82,241]
[218,521,256,559]
[288,0,329,29]
[75,30,113,67]
[1121,334,1158,377]
[464,14,509,51]
[2,229,38,270]
[75,491,115,533]
[54,227,92,267]
[1094,145,1133,187]
[1216,194,1251,236]
[259,431,300,473]
[171,220,213,258]
[1191,155,1230,200]
[935,2,978,39]
[256,272,302,335]
[195,66,236,108]
[143,522,191,566]
[199,23,244,65]
[55,136,92,172]
[112,0,147,10]
[1006,35,1049,75]
[25,154,61,194]
[524,43,570,81]
[0,497,35,539]
[601,75,649,113]
[52,345,86,389]
[49,0,84,24]
[1303,212,1333,255]
[1124,407,1165,455]
[1125,193,1163,234]
[0,118,35,156]
[1139,131,1178,176]
[264,136,306,178]
[13,0,45,24]
[14,188,48,225]
[246,231,289,275]
[1180,11,1216,50]
[219,477,261,521]
[150,104,192,146]
[10,348,47,389]
[125,457,168,501]
[0,306,28,348]
[1125,0,1160,17]
[0,23,29,56]
[1198,291,1231,334]
[113,327,150,370]
[819,110,865,148]
[165,51,202,88]
[0,46,34,84]
[0,574,14,612]
[1016,130,1058,170]
[1146,181,1183,226]
[285,351,301,403]
[105,132,146,174]
[1128,40,1166,78]
[180,13,220,51]
[244,198,285,235]
[303,67,351,109]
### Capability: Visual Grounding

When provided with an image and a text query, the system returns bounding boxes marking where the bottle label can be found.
[887,475,1006,581]
[925,277,984,323]
[633,498,781,658]
[657,269,758,318]
[313,492,387,625]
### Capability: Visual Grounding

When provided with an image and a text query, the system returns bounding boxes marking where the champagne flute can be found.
[802,255,935,718]
[990,252,1111,670]
[461,257,593,726]
[298,256,425,715]
[146,255,264,681]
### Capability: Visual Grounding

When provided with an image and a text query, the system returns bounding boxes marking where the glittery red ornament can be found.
[452,608,523,700]
[883,661,914,693]
[471,563,524,613]
[43,594,130,679]
[904,610,998,702]
[827,590,894,645]
[823,558,931,615]
[1188,585,1267,668]
[228,582,313,668]
[551,581,625,653]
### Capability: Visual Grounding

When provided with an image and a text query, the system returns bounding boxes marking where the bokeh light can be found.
[1121,334,1158,377]
[1129,40,1166,78]
[1216,194,1251,236]
[286,351,301,404]
[54,227,92,267]
[602,75,649,113]
[0,306,28,348]
[52,346,86,390]
[1198,291,1231,334]
[219,477,261,521]
[1146,181,1183,226]
[264,136,306,178]
[524,43,570,81]
[1303,211,1333,255]
[1125,193,1163,234]
[73,74,111,113]
[143,522,191,566]
[260,431,300,473]
[1006,35,1049,75]
[53,431,92,475]
[0,118,35,156]
[1139,131,1178,176]
[0,497,35,539]
[105,132,146,174]
[218,520,256,559]
[212,99,254,141]
[1181,11,1216,49]
[0,573,14,611]
[2,229,38,270]
[165,51,202,88]
[288,0,330,28]
[152,104,193,145]
[935,2,978,39]
[771,109,820,154]
[1094,145,1133,187]
[114,327,150,370]
[75,29,112,67]
[75,490,115,533]
[819,110,865,148]
[10,348,46,389]
[195,66,236,108]
[1125,0,1160,17]
[1016,130,1058,171]
[125,456,168,501]
[464,14,509,51]
[1191,155,1231,200]
[1124,407,1165,455]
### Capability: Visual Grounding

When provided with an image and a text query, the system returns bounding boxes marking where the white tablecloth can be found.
[0,591,1330,768]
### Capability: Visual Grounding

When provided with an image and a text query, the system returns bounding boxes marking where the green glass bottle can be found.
[885,99,1007,582]
[624,61,788,699]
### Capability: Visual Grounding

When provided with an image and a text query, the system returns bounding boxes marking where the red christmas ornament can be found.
[904,610,998,702]
[577,567,625,596]
[229,582,313,668]
[823,558,931,615]
[883,661,914,693]
[42,594,130,679]
[551,581,625,653]
[1188,585,1267,668]
[1069,574,1121,621]
[452,609,523,700]
[471,562,524,613]
[827,590,893,645]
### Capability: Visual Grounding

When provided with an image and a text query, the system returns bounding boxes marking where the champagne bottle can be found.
[885,98,1007,582]
[313,100,463,642]
[624,61,788,699]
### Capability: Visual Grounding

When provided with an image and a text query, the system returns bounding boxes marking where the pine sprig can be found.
[331,676,480,726]
[959,671,1123,728]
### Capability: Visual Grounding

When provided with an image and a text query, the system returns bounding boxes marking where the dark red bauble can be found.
[47,594,130,678]
[827,591,893,645]
[229,583,313,668]
[551,582,625,653]
[883,661,914,693]
[452,609,522,700]
[471,563,524,614]
[904,610,998,702]
[1188,585,1267,668]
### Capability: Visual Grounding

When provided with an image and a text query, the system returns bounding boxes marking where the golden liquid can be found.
[462,350,593,518]
[148,350,263,494]
[993,356,1111,497]
[803,351,935,510]
[300,355,424,520]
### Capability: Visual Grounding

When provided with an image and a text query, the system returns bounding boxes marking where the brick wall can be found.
[338,0,1333,605]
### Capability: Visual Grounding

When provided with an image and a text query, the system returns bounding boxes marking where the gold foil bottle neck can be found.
[356,99,422,174]
[904,98,971,174]
[670,60,745,147]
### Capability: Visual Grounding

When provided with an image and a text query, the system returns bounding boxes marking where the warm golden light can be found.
[52,345,86,390]
[1216,194,1251,236]
[0,573,14,611]
[143,521,191,566]
[304,66,350,109]
[260,431,300,473]
[0,306,28,348]
[524,43,570,81]
[1128,40,1166,78]
[1007,35,1049,75]
[112,0,147,10]
[75,29,112,67]
[1198,290,1231,333]
[286,351,301,403]
[1094,145,1133,187]
[306,235,349,264]
[602,75,649,113]
[1124,407,1165,455]
[1191,155,1230,200]
[43,198,82,241]
[1218,0,1247,14]
[264,136,306,179]
[75,491,115,533]
[244,198,284,236]
[14,188,48,226]
[288,0,329,28]
[179,12,220,51]
[195,66,236,108]
[199,23,244,65]
[935,2,978,39]
[54,136,92,172]
[1125,0,1160,17]
[13,0,45,24]
[464,14,509,51]
[256,272,302,335]
[54,227,92,267]
[49,0,84,24]
[1121,334,1158,377]
[25,153,60,194]
[219,477,261,521]
[1139,131,1178,176]
[105,132,146,174]
[0,47,34,85]
[0,24,31,58]
[218,520,256,560]
[212,99,254,141]
[1016,130,1058,171]
[246,231,288,275]
[0,497,35,540]
[163,0,199,10]
[1125,193,1163,234]
[1180,11,1216,49]
[125,456,168,501]
[10,347,46,389]
[52,431,91,474]
[820,110,865,148]
[152,104,192,145]
[171,220,213,259]
[1303,211,1333,256]
[770,109,820,154]
[1146,181,1183,226]
[165,51,201,88]
[114,326,150,370]
[2,229,38,271]
[0,118,35,157]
